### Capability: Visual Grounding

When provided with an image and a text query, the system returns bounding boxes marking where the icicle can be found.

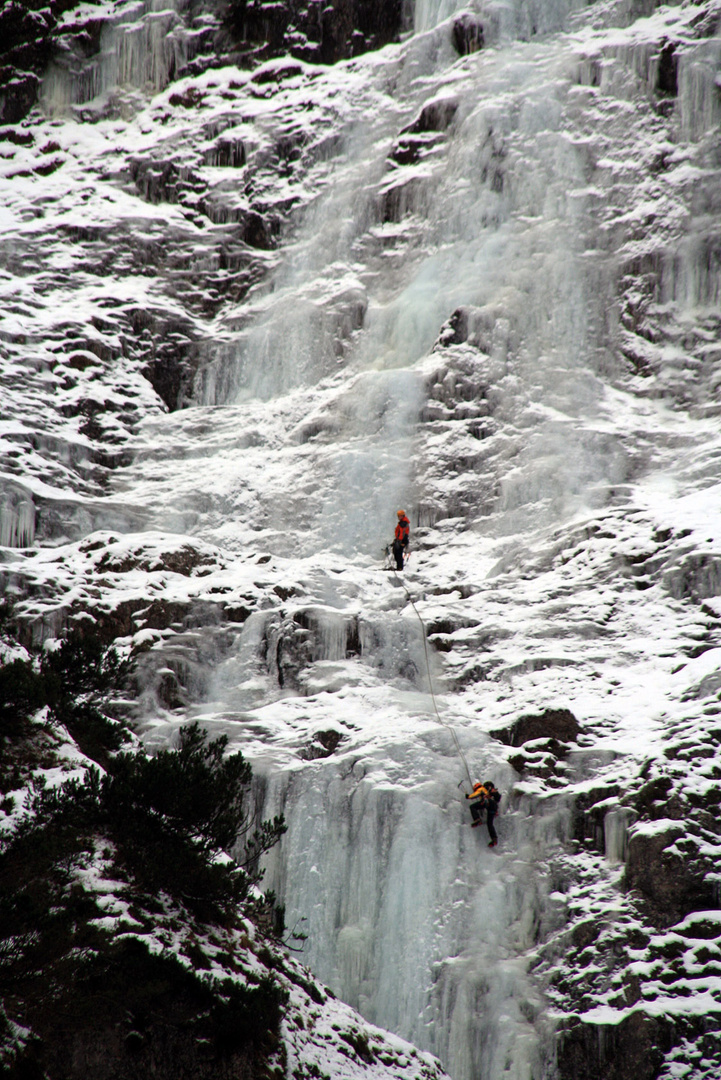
[41,0,187,115]
[677,39,721,143]
[604,808,633,865]
[0,488,36,549]
[304,609,348,662]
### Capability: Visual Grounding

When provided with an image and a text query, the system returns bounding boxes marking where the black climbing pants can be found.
[487,811,497,844]
[470,802,483,824]
[392,539,405,570]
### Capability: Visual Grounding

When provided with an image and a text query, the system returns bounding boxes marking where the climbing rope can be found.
[389,557,474,789]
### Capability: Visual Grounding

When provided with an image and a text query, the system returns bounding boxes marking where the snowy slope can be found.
[2,0,721,1078]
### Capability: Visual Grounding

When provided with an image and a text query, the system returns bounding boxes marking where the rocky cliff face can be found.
[2,0,721,1078]
[0,0,405,126]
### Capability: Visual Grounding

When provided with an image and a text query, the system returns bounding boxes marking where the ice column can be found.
[42,0,186,114]
[678,38,721,143]
[0,487,36,549]
[604,808,633,865]
[413,0,587,40]
[261,755,567,1080]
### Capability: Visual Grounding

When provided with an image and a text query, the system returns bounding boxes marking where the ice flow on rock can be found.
[2,0,721,1078]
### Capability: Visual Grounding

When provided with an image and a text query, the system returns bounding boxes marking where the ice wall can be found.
[677,38,721,142]
[413,0,587,39]
[219,4,721,1077]
[259,745,567,1080]
[20,0,719,1075]
[187,2,630,559]
[41,0,188,115]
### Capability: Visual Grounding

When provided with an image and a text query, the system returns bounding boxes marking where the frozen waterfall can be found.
[17,0,721,1076]
[257,748,568,1080]
[42,0,188,115]
[192,2,719,1076]
[187,8,625,1078]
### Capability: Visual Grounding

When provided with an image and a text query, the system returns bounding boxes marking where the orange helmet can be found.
[397,509,406,517]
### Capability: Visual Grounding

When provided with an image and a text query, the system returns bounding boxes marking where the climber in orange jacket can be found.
[466,781,488,828]
[392,509,410,571]
[466,780,501,847]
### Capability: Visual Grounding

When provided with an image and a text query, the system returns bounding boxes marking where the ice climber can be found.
[392,509,410,571]
[483,781,501,847]
[466,781,487,828]
[466,780,501,847]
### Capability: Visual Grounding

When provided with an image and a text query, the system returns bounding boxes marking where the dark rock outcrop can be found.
[0,72,41,124]
[656,39,678,96]
[452,12,484,56]
[226,0,403,64]
[387,99,457,169]
[624,821,717,926]
[663,552,721,602]
[299,728,345,759]
[491,707,581,747]
[0,0,54,122]
[403,98,459,135]
[493,708,580,779]
[436,307,478,347]
[378,176,428,223]
[571,785,622,852]
[1,0,405,127]
[434,305,508,353]
[558,1010,672,1080]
